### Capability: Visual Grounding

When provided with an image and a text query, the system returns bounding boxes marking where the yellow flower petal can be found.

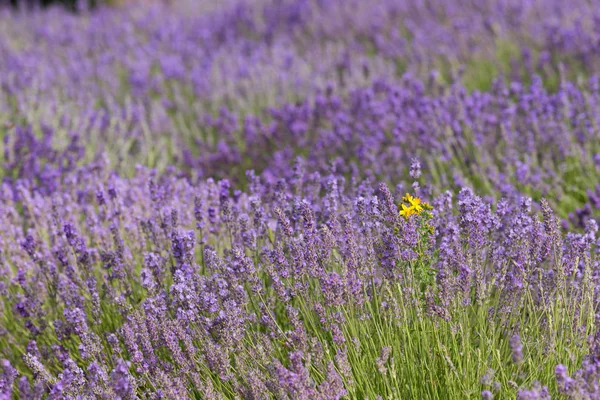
[399,204,415,218]
[408,196,421,207]
[403,193,414,203]
[400,194,433,218]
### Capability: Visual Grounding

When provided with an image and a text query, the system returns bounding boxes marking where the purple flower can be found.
[510,334,524,364]
[410,158,422,179]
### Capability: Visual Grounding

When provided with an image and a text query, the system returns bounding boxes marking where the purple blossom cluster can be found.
[0,160,596,398]
[1,0,600,398]
[0,1,599,223]
[183,75,600,222]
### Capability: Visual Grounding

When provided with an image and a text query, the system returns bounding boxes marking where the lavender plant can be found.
[2,0,600,222]
[0,163,597,399]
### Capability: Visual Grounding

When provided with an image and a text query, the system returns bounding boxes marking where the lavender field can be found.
[1,0,600,398]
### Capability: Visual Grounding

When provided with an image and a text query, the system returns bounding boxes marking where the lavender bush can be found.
[1,165,599,399]
[1,0,600,399]
[2,1,600,223]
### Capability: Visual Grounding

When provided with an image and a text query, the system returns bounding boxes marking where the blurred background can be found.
[3,0,121,9]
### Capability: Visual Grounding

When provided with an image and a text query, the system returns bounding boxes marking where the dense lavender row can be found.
[5,73,600,226]
[181,75,600,226]
[2,0,600,172]
[2,1,600,225]
[0,162,598,399]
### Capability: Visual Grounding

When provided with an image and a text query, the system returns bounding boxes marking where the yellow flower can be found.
[399,204,415,218]
[402,193,421,208]
[399,193,432,219]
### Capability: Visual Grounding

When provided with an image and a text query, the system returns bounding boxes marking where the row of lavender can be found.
[3,0,600,115]
[0,162,599,398]
[6,74,600,227]
[1,0,600,398]
[2,1,600,223]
